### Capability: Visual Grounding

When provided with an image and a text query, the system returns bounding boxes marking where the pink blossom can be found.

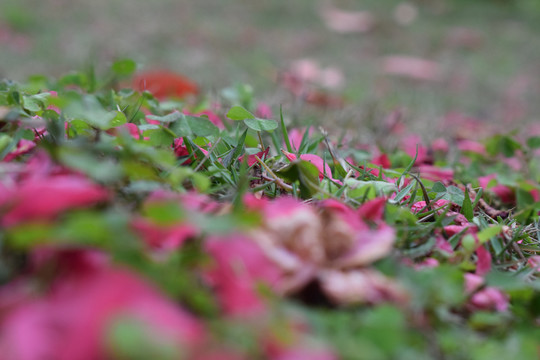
[318,269,409,305]
[469,287,509,312]
[402,135,429,164]
[107,122,146,140]
[457,139,486,155]
[371,153,391,169]
[464,273,509,312]
[443,224,476,237]
[282,151,334,181]
[357,197,387,223]
[431,137,449,154]
[475,245,492,276]
[435,235,454,255]
[527,256,540,272]
[417,165,454,182]
[0,249,205,360]
[0,175,109,227]
[255,103,273,119]
[238,147,270,167]
[382,56,443,82]
[131,217,198,252]
[3,139,36,162]
[248,197,402,305]
[204,234,283,316]
[173,138,209,164]
[478,174,515,203]
[411,199,449,213]
[287,128,312,151]
[179,191,223,214]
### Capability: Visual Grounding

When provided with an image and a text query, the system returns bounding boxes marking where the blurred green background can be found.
[2,0,540,136]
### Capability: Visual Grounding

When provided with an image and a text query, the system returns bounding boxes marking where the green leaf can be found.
[227,106,255,121]
[280,106,293,153]
[477,225,503,243]
[517,188,535,209]
[222,129,248,168]
[146,112,183,123]
[143,127,175,147]
[58,148,123,183]
[168,114,219,138]
[389,180,416,204]
[462,188,474,222]
[0,134,11,153]
[442,185,465,206]
[345,179,397,199]
[527,136,540,149]
[186,115,219,137]
[276,160,320,199]
[243,117,278,132]
[110,111,127,127]
[432,181,447,193]
[111,59,137,77]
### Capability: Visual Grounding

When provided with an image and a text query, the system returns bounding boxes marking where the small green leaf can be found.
[477,225,503,243]
[527,136,540,149]
[111,59,137,77]
[110,111,127,127]
[462,188,474,222]
[144,127,175,147]
[432,182,447,193]
[243,117,278,132]
[280,106,293,153]
[276,160,320,199]
[442,185,465,206]
[146,112,183,123]
[227,106,255,121]
[186,115,219,137]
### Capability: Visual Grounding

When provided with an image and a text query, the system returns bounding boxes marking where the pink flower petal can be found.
[318,269,409,305]
[204,234,283,316]
[332,225,395,268]
[0,249,205,359]
[475,245,492,276]
[382,56,443,81]
[1,175,109,227]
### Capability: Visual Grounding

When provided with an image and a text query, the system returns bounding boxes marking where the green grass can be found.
[1,0,540,135]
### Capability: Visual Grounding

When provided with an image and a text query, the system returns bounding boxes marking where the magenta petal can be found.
[357,197,386,222]
[204,234,283,316]
[475,245,492,276]
[2,176,109,226]
[0,249,205,360]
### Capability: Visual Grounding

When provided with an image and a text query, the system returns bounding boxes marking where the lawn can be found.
[1,1,540,359]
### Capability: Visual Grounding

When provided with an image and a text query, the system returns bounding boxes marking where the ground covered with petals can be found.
[1,63,540,359]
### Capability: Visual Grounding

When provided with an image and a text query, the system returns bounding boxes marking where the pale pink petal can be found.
[382,56,443,81]
[431,138,449,153]
[457,139,486,155]
[255,103,273,119]
[318,269,408,305]
[469,287,509,312]
[332,225,395,268]
[464,273,484,293]
[417,165,454,182]
[402,134,429,164]
[319,5,375,34]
